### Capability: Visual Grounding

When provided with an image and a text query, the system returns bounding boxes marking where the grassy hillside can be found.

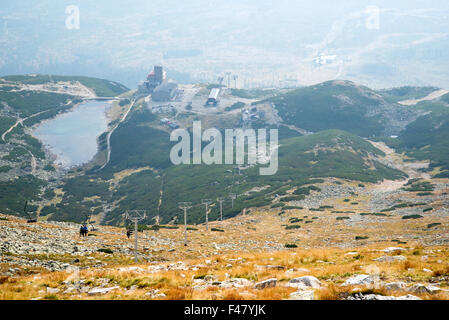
[0,75,129,219]
[262,80,419,137]
[1,75,129,97]
[54,127,405,225]
[379,86,439,103]
[0,175,45,216]
[441,93,449,104]
[100,108,173,176]
[0,89,75,117]
[390,101,449,178]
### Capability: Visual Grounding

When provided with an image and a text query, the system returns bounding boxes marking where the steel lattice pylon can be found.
[201,199,213,231]
[178,202,192,246]
[124,210,146,263]
[217,197,225,221]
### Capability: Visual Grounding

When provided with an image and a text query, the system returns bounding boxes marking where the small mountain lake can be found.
[33,100,110,168]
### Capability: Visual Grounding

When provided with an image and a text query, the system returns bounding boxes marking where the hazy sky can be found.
[1,1,448,88]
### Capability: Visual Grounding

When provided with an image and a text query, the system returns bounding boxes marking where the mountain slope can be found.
[264,80,420,137]
[0,75,130,216]
[54,127,405,225]
[1,75,129,97]
[388,101,449,178]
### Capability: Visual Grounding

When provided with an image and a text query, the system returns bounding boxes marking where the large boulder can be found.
[254,278,277,290]
[383,247,405,254]
[374,256,406,262]
[87,286,119,296]
[288,276,321,289]
[408,284,441,294]
[349,293,421,300]
[384,282,407,291]
[342,274,377,286]
[289,289,315,300]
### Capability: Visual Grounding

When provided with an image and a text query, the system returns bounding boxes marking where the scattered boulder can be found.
[395,295,422,300]
[289,289,315,300]
[385,282,407,291]
[220,278,253,289]
[348,293,421,300]
[288,276,321,289]
[145,289,166,298]
[254,278,277,290]
[46,287,60,294]
[256,265,285,270]
[374,255,406,262]
[383,247,405,254]
[87,286,119,296]
[408,284,441,294]
[118,267,144,273]
[342,274,377,286]
[286,268,310,274]
[201,275,218,282]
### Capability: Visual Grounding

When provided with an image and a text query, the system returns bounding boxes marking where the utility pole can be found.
[229,193,237,209]
[217,197,225,221]
[201,199,213,231]
[125,210,146,263]
[179,202,192,246]
[225,72,231,88]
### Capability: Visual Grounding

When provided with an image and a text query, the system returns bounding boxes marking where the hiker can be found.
[79,225,88,237]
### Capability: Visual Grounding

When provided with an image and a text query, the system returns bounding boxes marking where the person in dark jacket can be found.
[79,225,88,237]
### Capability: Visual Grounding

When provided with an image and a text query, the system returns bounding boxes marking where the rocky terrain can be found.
[1,171,449,300]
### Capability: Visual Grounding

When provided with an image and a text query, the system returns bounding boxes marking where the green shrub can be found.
[360,213,387,217]
[97,248,113,254]
[280,195,304,202]
[403,181,435,192]
[285,243,298,248]
[427,223,441,228]
[285,225,301,230]
[119,99,131,106]
[402,215,423,220]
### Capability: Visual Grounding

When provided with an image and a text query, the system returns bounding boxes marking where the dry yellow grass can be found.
[1,176,449,300]
[2,244,448,300]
